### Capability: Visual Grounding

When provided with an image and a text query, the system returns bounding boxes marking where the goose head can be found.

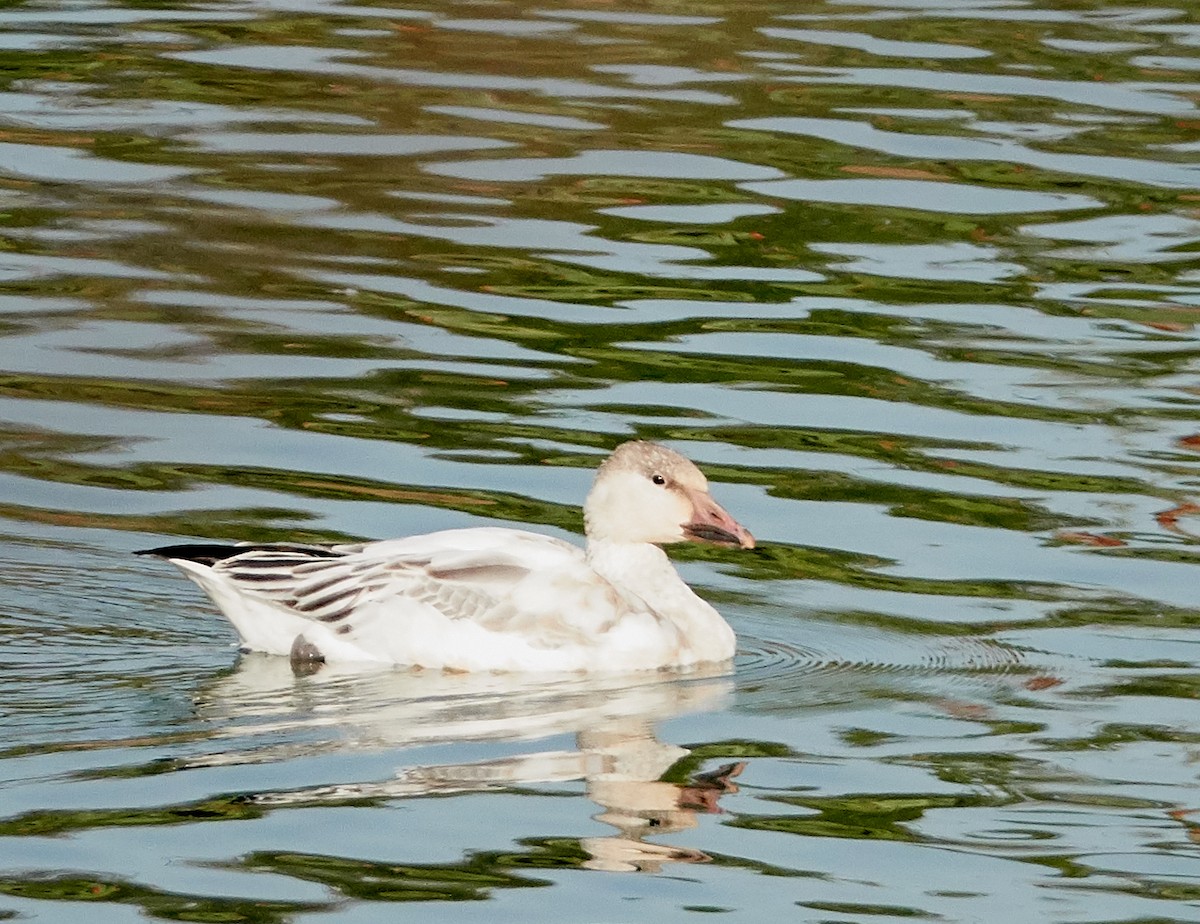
[583,441,755,549]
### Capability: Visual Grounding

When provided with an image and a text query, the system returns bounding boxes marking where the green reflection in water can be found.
[0,796,270,838]
[238,846,563,902]
[732,792,1010,843]
[661,739,796,784]
[0,873,325,922]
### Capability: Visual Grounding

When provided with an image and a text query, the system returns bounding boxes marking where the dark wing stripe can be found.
[179,543,465,624]
[315,605,354,623]
[228,570,297,584]
[293,586,356,612]
[294,586,360,617]
[293,574,356,597]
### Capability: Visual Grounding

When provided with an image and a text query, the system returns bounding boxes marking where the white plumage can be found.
[139,441,755,672]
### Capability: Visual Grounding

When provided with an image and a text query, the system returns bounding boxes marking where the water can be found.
[0,0,1198,920]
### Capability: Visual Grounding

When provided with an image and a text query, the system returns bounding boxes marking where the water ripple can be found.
[737,622,1026,690]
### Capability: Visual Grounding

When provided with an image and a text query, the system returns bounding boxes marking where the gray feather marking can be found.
[426,563,530,583]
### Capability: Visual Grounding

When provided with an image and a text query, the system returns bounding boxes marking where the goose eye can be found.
[651,473,667,486]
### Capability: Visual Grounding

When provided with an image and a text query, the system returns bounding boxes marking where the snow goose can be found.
[137,441,754,672]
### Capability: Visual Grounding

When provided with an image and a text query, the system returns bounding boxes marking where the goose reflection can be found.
[194,656,742,872]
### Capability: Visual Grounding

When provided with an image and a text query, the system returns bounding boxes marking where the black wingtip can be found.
[135,543,244,566]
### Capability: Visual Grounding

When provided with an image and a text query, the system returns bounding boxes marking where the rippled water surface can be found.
[1,0,1199,920]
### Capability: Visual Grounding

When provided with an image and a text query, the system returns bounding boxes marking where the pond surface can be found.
[1,0,1199,920]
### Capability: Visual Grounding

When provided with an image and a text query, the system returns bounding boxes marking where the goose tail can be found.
[135,543,244,565]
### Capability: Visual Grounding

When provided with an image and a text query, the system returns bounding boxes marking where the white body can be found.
[169,527,736,672]
[150,441,752,673]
